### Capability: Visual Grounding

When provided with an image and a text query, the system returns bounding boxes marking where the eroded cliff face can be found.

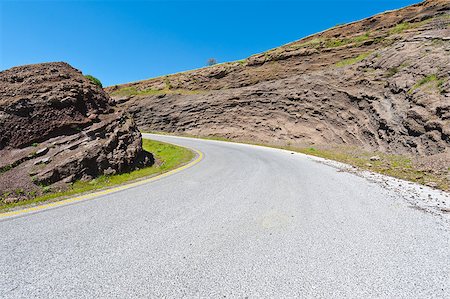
[107,0,449,170]
[0,62,153,201]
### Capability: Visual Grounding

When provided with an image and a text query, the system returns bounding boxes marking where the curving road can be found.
[0,134,449,298]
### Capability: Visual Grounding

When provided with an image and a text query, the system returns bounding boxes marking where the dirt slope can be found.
[107,0,449,177]
[0,62,153,202]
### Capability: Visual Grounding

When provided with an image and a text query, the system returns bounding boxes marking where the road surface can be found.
[1,134,449,298]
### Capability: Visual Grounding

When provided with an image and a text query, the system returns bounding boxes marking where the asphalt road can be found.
[1,134,449,298]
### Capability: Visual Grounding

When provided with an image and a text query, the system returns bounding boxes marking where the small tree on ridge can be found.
[207,58,217,66]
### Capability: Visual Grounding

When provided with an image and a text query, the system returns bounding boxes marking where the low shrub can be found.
[84,75,103,88]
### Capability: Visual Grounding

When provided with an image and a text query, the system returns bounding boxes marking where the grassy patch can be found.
[408,74,445,94]
[292,33,371,50]
[389,18,434,35]
[304,38,323,48]
[84,75,103,88]
[385,67,399,78]
[324,39,346,48]
[291,38,323,49]
[324,33,370,48]
[151,132,448,191]
[335,52,372,67]
[384,62,409,78]
[389,22,411,34]
[164,76,173,90]
[0,139,195,212]
[111,86,205,97]
[294,147,447,190]
[352,32,370,43]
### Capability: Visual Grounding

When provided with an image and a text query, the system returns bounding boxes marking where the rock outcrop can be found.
[0,62,153,202]
[107,0,449,174]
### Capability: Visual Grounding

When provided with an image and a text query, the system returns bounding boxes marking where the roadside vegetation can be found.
[0,139,195,212]
[149,132,448,191]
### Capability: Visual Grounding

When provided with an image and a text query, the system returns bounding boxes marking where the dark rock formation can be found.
[0,62,153,201]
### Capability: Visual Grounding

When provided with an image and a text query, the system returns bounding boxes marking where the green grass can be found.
[110,86,205,97]
[291,33,371,50]
[149,132,449,191]
[0,139,195,212]
[164,76,173,90]
[295,147,448,190]
[84,75,103,88]
[389,22,411,34]
[385,67,399,78]
[287,16,434,54]
[324,39,346,48]
[352,32,370,43]
[324,33,371,48]
[389,18,434,35]
[384,62,409,78]
[291,38,323,49]
[335,52,372,67]
[408,74,445,94]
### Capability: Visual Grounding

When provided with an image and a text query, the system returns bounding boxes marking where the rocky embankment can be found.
[107,0,449,187]
[0,62,153,203]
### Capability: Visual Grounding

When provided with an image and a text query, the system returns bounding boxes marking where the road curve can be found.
[0,134,449,298]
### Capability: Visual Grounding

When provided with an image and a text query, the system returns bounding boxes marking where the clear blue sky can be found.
[1,0,420,86]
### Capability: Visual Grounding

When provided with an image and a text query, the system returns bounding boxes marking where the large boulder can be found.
[0,62,153,201]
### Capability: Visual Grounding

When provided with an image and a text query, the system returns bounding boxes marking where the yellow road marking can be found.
[0,146,203,219]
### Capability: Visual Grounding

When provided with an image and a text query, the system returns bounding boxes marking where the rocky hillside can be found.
[107,0,449,179]
[0,62,153,203]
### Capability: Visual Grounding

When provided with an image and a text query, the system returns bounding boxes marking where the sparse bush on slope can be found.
[85,74,103,88]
